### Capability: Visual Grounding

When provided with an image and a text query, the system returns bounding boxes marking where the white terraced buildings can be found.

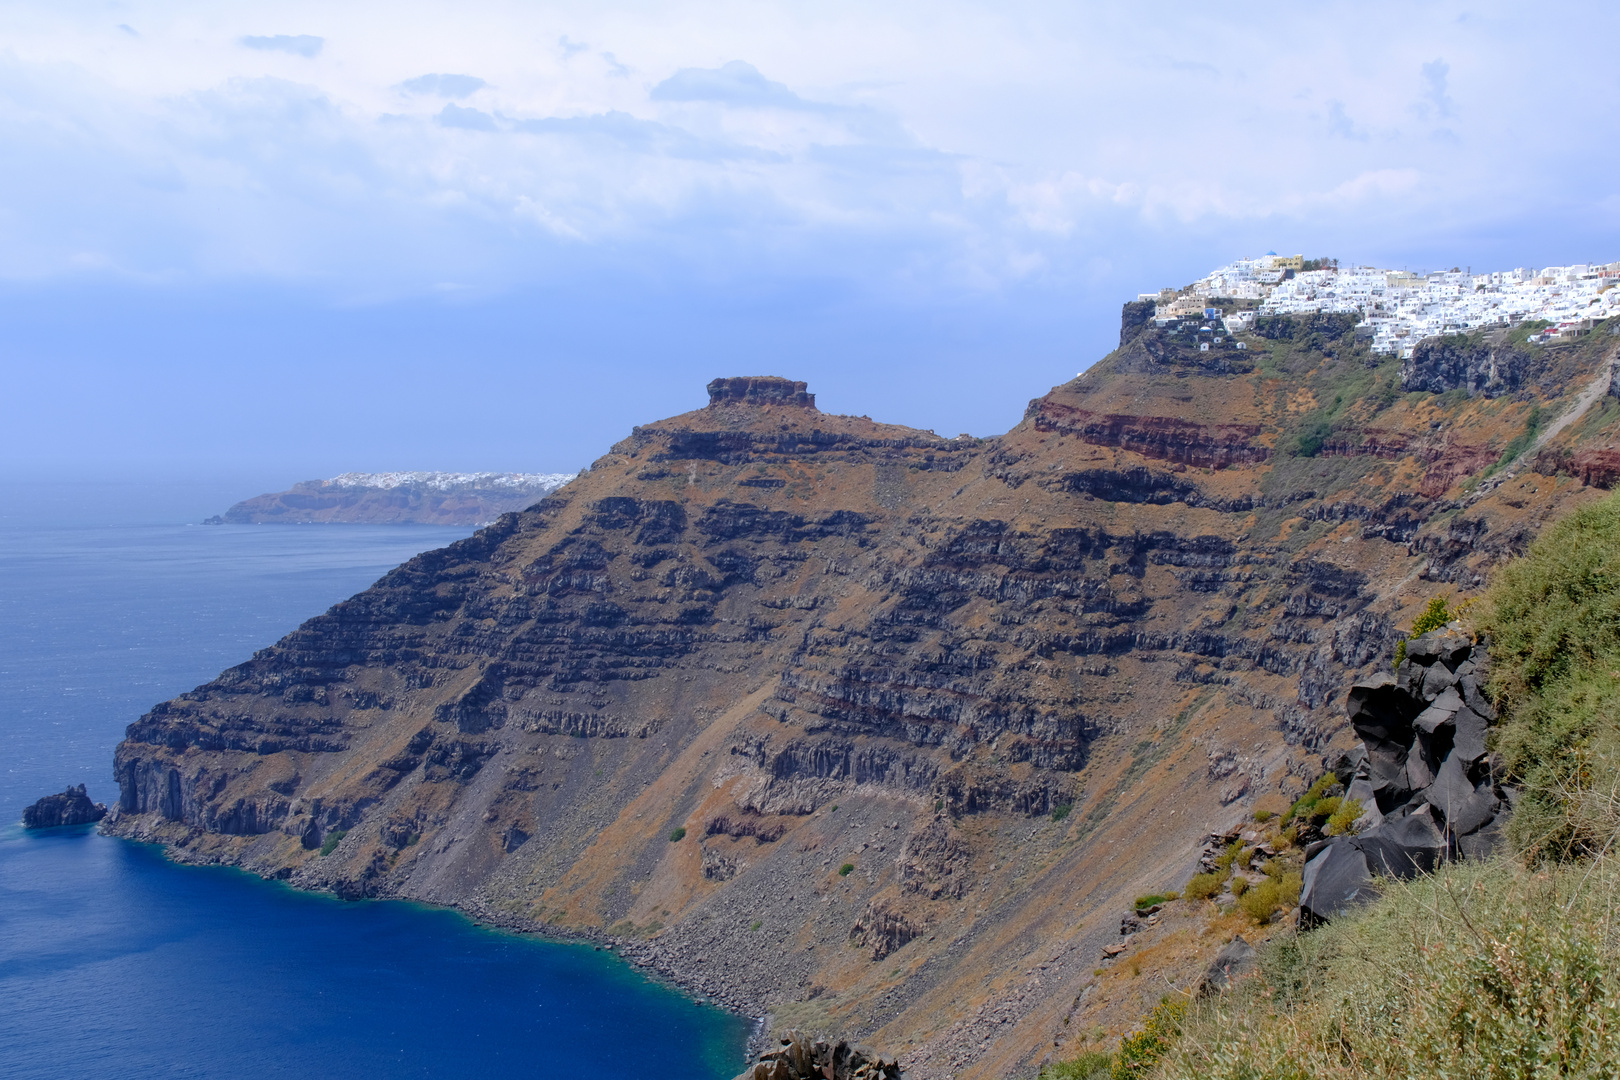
[321,471,575,492]
[1144,255,1620,358]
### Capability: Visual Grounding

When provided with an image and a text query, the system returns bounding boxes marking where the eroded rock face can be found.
[23,785,107,828]
[850,899,924,960]
[743,1032,900,1080]
[1402,336,1532,397]
[1026,402,1268,469]
[103,331,1620,1080]
[1571,448,1620,489]
[709,377,817,409]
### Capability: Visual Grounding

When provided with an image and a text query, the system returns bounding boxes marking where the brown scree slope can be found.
[108,323,1620,1077]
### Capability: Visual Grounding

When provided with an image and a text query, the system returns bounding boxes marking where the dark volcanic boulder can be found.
[1356,807,1445,878]
[1402,626,1472,669]
[1345,672,1420,811]
[1198,935,1258,996]
[1300,839,1377,925]
[1311,627,1516,925]
[23,784,108,828]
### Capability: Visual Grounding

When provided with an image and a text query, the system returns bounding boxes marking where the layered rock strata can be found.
[105,316,1620,1079]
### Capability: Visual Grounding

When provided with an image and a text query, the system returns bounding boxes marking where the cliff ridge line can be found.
[106,314,1620,1078]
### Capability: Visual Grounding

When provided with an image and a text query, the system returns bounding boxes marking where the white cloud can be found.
[651,61,826,111]
[240,34,323,57]
[399,73,486,98]
[0,0,1614,299]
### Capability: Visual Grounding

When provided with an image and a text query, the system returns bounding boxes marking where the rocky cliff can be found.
[109,313,1620,1078]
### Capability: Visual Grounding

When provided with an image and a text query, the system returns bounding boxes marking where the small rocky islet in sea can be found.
[22,784,107,828]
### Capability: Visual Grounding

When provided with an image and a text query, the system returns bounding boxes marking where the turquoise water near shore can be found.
[0,494,749,1079]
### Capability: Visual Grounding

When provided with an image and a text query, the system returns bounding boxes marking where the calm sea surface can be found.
[0,491,748,1079]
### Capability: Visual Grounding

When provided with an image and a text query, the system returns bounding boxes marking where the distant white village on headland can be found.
[1146,254,1620,358]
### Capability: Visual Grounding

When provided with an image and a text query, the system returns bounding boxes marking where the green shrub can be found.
[1282,774,1338,824]
[1323,797,1363,836]
[1293,417,1332,458]
[1183,872,1225,901]
[1253,809,1275,823]
[1039,1050,1113,1080]
[839,863,855,876]
[1134,894,1170,910]
[1308,795,1341,821]
[1493,402,1545,471]
[1052,802,1073,821]
[668,826,686,842]
[1235,873,1300,925]
[1484,490,1620,860]
[1228,876,1249,897]
[1213,839,1245,871]
[319,829,348,856]
[1114,998,1186,1078]
[749,920,762,931]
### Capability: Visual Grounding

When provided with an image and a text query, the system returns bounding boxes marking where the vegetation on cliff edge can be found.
[1048,490,1620,1080]
[1484,489,1620,861]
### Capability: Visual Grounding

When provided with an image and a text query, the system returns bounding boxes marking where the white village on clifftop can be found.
[1147,254,1620,358]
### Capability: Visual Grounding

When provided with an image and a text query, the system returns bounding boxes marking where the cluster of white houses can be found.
[1145,254,1620,357]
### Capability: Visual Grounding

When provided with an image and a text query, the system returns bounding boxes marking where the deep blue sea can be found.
[0,482,749,1079]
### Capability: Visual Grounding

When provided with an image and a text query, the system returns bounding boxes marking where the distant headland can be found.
[204,471,575,526]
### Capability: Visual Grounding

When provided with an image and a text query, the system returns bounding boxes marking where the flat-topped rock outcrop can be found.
[24,784,107,828]
[708,377,817,409]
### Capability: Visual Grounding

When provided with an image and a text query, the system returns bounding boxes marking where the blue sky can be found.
[3,1,1618,487]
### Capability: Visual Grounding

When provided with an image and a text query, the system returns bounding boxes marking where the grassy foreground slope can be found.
[1145,490,1620,1080]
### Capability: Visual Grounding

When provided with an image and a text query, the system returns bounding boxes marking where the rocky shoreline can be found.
[104,834,809,1061]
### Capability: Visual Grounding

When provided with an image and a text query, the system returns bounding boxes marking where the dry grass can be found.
[1159,854,1620,1079]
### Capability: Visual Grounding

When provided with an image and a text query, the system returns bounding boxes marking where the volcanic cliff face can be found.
[109,317,1620,1078]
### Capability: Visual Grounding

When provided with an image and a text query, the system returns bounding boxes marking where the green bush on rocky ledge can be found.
[1039,491,1620,1080]
[1151,489,1620,1078]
